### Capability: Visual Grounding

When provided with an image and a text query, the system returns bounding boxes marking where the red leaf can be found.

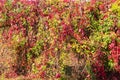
[55,73,61,78]
[64,0,70,3]
[90,0,96,5]
[111,0,116,3]
[99,4,105,11]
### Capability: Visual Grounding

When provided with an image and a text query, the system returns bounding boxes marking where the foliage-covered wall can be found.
[0,0,120,80]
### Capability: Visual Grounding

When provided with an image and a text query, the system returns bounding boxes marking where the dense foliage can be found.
[0,0,120,79]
